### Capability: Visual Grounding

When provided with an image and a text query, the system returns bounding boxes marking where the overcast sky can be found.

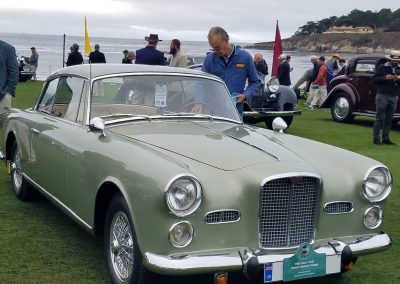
[1,1,399,43]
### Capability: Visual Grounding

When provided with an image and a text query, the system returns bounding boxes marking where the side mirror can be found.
[272,117,287,133]
[89,117,106,136]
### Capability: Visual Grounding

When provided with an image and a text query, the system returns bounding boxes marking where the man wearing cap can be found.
[0,40,18,117]
[372,50,400,145]
[326,54,340,83]
[135,34,166,66]
[89,44,106,64]
[122,50,130,64]
[201,26,260,117]
[29,47,39,81]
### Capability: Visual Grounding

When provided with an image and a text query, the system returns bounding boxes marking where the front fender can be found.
[322,83,359,108]
[263,86,297,111]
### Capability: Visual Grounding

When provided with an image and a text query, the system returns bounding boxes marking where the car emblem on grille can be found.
[290,176,302,185]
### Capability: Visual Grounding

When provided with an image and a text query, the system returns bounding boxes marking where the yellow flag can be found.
[84,16,92,56]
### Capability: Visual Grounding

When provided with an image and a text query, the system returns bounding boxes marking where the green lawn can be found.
[0,81,399,283]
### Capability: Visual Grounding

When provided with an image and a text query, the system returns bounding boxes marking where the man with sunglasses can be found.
[201,26,260,117]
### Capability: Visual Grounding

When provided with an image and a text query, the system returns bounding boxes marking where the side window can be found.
[38,76,86,122]
[38,78,59,114]
[354,60,376,73]
[63,77,86,122]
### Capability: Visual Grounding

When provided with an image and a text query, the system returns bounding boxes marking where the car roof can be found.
[352,53,386,58]
[50,64,213,80]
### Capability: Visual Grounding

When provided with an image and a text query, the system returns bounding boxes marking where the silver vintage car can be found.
[0,64,392,284]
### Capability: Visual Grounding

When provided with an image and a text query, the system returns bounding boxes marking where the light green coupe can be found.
[0,64,392,284]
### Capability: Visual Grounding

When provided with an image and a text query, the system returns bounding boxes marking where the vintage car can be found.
[321,53,400,124]
[0,64,392,284]
[187,63,301,129]
[17,55,34,82]
[243,77,300,129]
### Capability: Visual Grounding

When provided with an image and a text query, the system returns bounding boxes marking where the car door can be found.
[350,59,378,112]
[30,76,86,205]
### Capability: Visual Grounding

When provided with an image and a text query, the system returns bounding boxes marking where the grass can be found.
[0,81,399,283]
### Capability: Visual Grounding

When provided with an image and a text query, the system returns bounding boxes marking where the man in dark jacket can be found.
[66,43,83,66]
[372,50,400,145]
[277,54,291,86]
[135,34,166,66]
[0,40,18,116]
[254,53,268,78]
[89,44,106,64]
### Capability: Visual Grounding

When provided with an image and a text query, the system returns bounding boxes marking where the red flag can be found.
[271,20,283,77]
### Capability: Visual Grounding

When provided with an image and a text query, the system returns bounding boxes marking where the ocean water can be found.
[1,32,339,85]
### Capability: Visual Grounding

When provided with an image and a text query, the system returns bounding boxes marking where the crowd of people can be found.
[65,34,189,69]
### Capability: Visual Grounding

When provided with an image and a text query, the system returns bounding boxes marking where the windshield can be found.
[90,74,240,122]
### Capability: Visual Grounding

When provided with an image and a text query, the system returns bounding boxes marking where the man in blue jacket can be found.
[202,26,260,117]
[135,34,166,66]
[0,40,19,116]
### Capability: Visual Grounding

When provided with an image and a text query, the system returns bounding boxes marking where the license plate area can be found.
[263,243,341,282]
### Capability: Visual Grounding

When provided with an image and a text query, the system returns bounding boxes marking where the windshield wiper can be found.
[100,113,152,121]
[161,112,214,120]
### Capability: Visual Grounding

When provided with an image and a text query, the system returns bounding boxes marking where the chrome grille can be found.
[259,176,320,248]
[205,210,240,224]
[324,202,353,214]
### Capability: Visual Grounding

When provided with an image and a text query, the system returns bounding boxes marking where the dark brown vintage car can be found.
[321,54,400,124]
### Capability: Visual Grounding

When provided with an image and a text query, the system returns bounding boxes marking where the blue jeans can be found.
[373,93,398,141]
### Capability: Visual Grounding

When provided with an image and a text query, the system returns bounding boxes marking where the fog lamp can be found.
[169,221,193,248]
[363,206,382,229]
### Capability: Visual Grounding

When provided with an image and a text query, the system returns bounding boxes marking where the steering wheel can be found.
[179,101,215,114]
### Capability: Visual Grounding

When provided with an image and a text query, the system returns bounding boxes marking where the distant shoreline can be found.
[245,32,400,54]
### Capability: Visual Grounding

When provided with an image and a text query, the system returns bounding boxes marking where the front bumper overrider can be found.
[143,233,391,281]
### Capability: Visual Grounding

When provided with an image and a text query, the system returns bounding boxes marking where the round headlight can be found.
[363,206,382,229]
[169,221,194,248]
[267,76,280,93]
[363,166,392,202]
[165,175,202,217]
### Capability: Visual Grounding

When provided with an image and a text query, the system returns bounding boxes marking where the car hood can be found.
[108,120,304,170]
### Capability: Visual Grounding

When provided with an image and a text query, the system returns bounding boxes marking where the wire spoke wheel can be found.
[11,149,23,192]
[109,211,134,282]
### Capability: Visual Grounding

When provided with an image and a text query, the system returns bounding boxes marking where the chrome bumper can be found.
[143,233,391,279]
[243,110,301,118]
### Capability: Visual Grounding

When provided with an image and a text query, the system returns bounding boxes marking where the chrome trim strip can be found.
[143,233,391,275]
[23,173,92,231]
[204,209,241,224]
[323,201,354,215]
